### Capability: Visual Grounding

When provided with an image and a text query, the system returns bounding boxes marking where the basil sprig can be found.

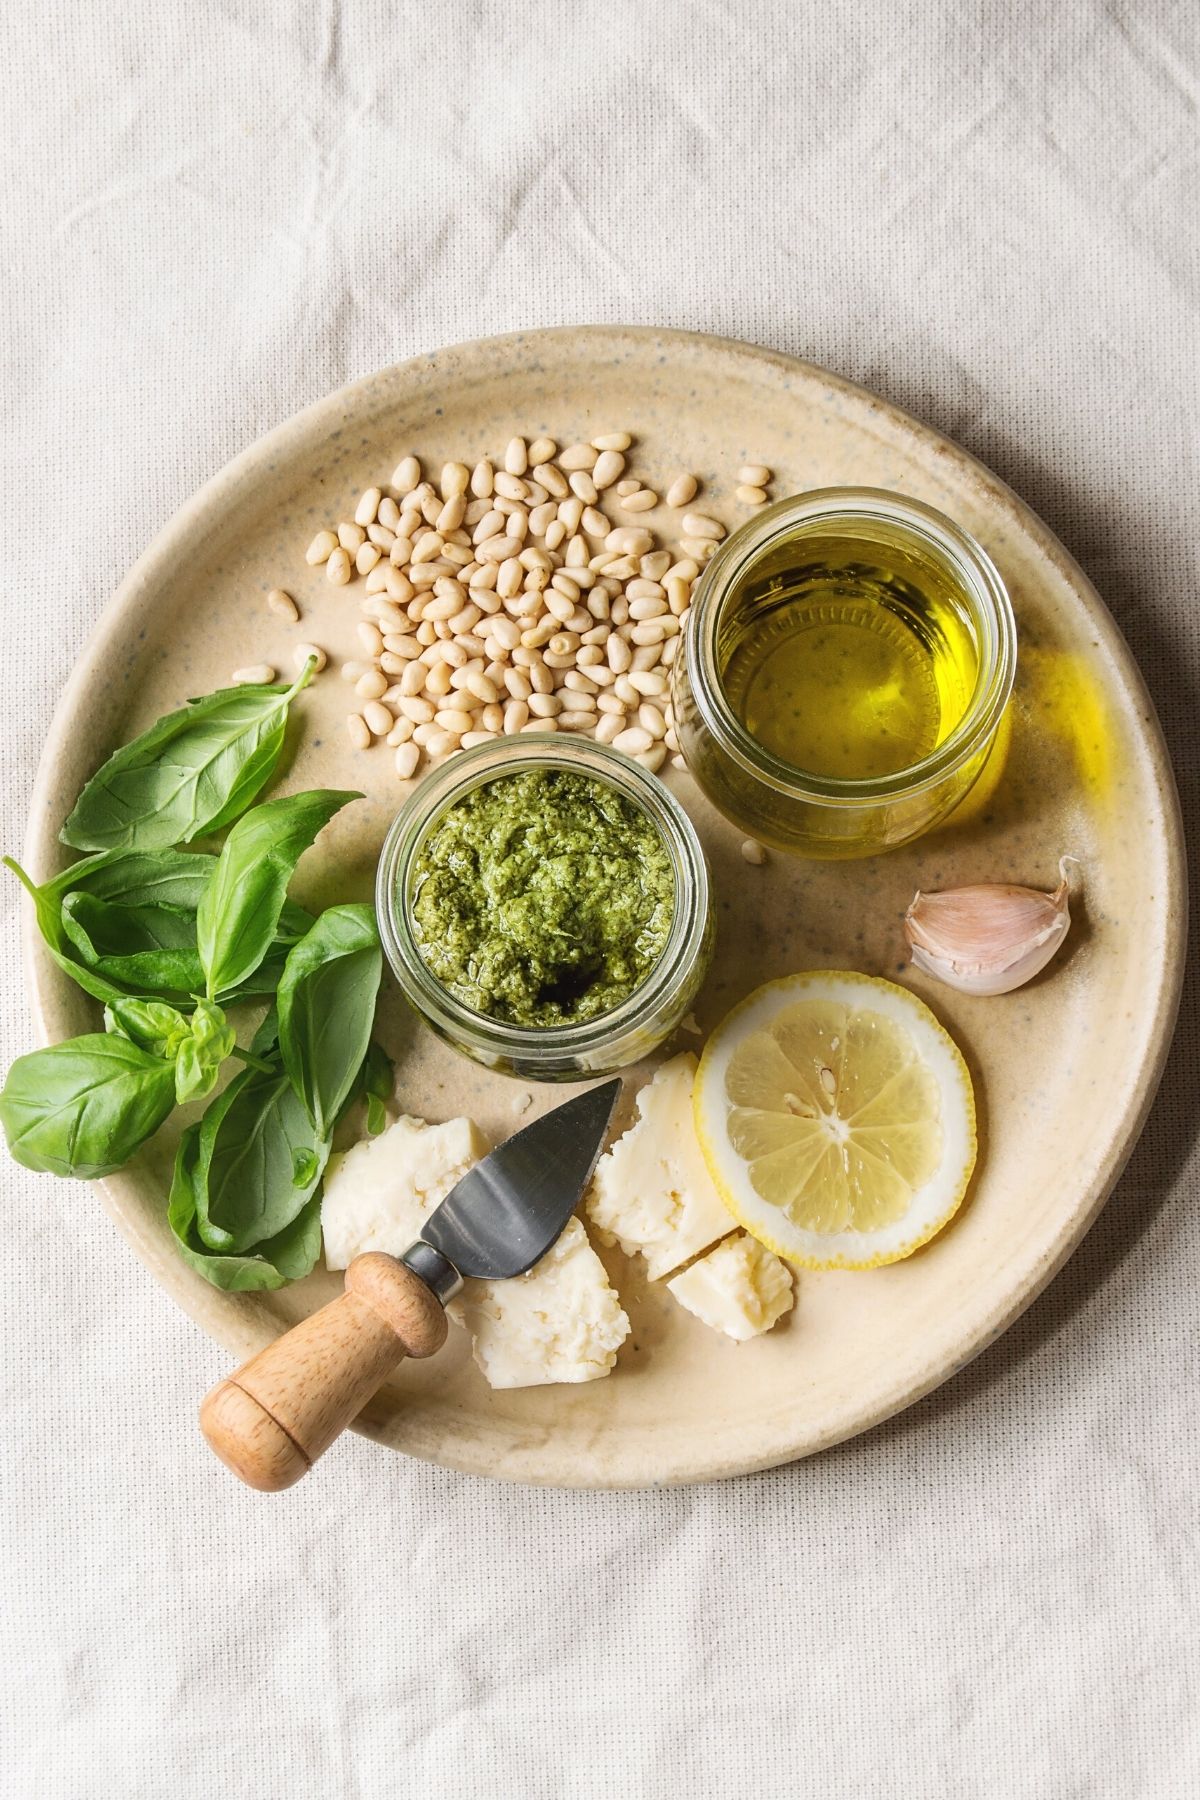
[0,663,395,1291]
[60,661,316,853]
[277,904,382,1138]
[196,790,359,999]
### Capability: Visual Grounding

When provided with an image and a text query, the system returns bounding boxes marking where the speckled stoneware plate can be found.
[22,328,1185,1487]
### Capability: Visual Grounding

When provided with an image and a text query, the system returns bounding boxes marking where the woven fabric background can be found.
[1,3,1196,1796]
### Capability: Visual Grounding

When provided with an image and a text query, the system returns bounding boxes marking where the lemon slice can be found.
[694,971,976,1269]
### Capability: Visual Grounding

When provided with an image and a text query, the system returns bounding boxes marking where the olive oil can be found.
[718,530,981,782]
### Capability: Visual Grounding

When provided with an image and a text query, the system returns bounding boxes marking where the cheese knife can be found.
[199,1077,621,1490]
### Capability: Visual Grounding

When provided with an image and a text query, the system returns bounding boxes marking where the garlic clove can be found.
[904,858,1076,997]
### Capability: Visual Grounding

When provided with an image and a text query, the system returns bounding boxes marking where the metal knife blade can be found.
[400,1078,621,1302]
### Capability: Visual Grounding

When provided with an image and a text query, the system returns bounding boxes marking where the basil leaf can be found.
[168,1125,321,1291]
[172,999,236,1104]
[194,1059,329,1252]
[277,904,382,1138]
[61,893,205,1000]
[197,789,360,1000]
[364,1040,394,1136]
[104,997,190,1056]
[59,660,316,853]
[0,1034,176,1178]
[46,849,219,911]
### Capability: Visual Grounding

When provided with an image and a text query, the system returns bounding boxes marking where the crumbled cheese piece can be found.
[321,1114,485,1270]
[321,1113,629,1389]
[666,1234,794,1341]
[586,1052,734,1279]
[453,1217,630,1388]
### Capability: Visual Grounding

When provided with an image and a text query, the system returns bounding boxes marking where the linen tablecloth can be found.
[2,3,1196,1795]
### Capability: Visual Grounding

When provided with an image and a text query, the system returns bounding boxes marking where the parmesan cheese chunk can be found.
[666,1233,794,1341]
[321,1114,629,1388]
[321,1114,485,1271]
[454,1217,630,1388]
[586,1052,734,1279]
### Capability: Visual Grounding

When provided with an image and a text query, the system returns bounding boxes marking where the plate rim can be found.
[19,325,1188,1486]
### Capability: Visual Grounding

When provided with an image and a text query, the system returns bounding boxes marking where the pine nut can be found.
[528,661,554,694]
[544,519,567,550]
[681,512,725,540]
[666,474,698,508]
[354,543,380,575]
[392,455,420,490]
[494,472,529,502]
[394,742,420,779]
[503,699,530,733]
[367,523,395,549]
[355,669,388,700]
[293,642,326,673]
[595,712,624,743]
[399,696,436,725]
[682,537,720,559]
[520,718,558,733]
[400,661,427,696]
[736,485,768,505]
[666,576,691,615]
[426,663,453,698]
[497,558,524,599]
[592,452,626,489]
[634,744,667,773]
[568,470,598,504]
[440,463,469,501]
[357,621,384,656]
[666,557,700,581]
[606,633,632,673]
[387,716,415,746]
[482,703,505,733]
[558,496,584,532]
[426,729,459,758]
[305,525,338,561]
[627,669,667,696]
[503,436,528,476]
[533,462,569,498]
[473,510,506,544]
[231,663,275,685]
[436,494,466,533]
[355,487,382,526]
[347,713,371,750]
[470,459,494,499]
[640,551,672,580]
[581,506,609,537]
[613,726,653,754]
[529,500,557,537]
[559,443,598,471]
[638,703,667,738]
[616,478,639,496]
[338,524,366,557]
[622,489,658,511]
[592,432,632,452]
[596,692,626,716]
[528,437,556,465]
[378,495,401,529]
[664,727,679,751]
[629,621,667,645]
[605,528,653,557]
[363,700,393,736]
[434,709,474,736]
[739,464,772,487]
[558,711,596,731]
[267,587,299,620]
[326,547,352,585]
[479,535,523,563]
[504,668,532,700]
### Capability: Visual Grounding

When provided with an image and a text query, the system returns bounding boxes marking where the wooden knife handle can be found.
[199,1254,448,1491]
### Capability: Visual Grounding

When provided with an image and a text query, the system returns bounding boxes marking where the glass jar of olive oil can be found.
[672,489,1017,858]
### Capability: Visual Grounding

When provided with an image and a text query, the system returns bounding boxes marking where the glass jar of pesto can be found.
[377,737,713,1081]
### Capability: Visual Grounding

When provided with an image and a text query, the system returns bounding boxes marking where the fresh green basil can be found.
[194,1058,329,1253]
[105,996,235,1104]
[196,789,359,1001]
[168,1125,322,1291]
[277,904,382,1138]
[0,1035,176,1178]
[60,660,316,853]
[363,1040,394,1136]
[61,891,204,999]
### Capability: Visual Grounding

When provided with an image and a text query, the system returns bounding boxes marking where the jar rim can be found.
[684,487,1017,806]
[375,735,711,1063]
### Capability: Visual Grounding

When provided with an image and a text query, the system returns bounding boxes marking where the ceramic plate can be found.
[22,328,1186,1486]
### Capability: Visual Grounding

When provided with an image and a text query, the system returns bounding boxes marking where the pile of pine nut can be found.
[272,435,774,783]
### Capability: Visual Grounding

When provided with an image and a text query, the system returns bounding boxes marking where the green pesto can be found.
[410,769,675,1028]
